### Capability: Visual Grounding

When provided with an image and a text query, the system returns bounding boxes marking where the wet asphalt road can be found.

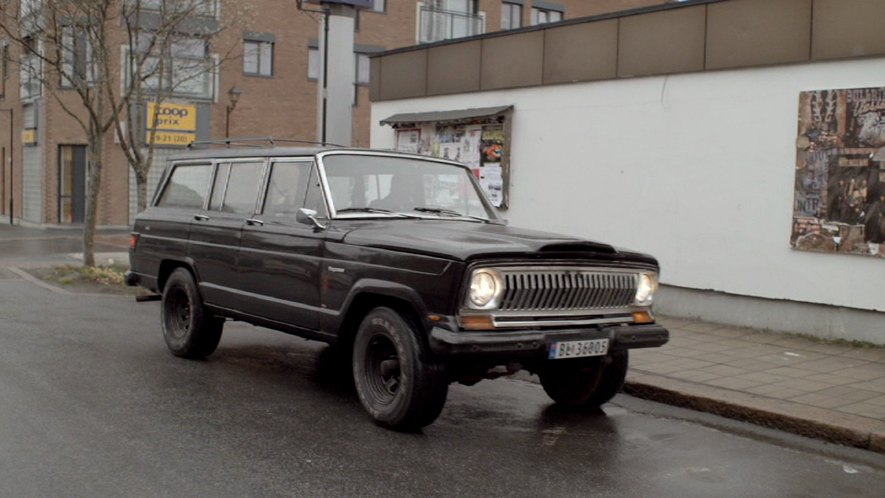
[1,274,883,497]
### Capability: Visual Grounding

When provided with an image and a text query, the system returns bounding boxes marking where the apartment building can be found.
[0,0,663,227]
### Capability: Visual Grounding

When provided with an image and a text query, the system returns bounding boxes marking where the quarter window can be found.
[157,164,212,209]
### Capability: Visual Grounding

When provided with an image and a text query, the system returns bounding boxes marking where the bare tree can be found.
[0,0,248,266]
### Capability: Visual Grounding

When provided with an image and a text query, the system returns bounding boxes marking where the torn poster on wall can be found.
[394,122,509,208]
[792,86,885,258]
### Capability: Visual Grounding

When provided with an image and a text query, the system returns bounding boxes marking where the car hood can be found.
[338,220,658,266]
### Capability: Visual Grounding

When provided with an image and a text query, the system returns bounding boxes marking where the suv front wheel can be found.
[539,350,629,408]
[352,307,448,430]
[161,268,224,359]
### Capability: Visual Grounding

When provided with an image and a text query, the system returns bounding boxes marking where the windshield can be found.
[320,154,498,221]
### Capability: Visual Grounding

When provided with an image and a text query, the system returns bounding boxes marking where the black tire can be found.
[539,350,629,408]
[352,307,448,430]
[161,268,223,359]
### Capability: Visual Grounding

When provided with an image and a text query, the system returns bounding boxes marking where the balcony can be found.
[418,4,485,44]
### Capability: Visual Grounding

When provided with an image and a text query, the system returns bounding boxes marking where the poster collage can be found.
[792,86,885,258]
[395,123,507,208]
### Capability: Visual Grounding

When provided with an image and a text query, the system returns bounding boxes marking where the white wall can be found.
[371,57,885,313]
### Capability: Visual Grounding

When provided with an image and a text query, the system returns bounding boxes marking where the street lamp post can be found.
[1,107,12,225]
[224,86,242,139]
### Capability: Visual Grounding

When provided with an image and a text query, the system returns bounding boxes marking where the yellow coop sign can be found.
[145,102,197,147]
[147,131,196,147]
[21,129,37,145]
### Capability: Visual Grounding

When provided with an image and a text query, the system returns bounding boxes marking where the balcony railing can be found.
[418,5,485,44]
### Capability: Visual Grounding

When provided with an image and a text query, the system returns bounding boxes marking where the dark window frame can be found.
[501,2,523,30]
[243,36,274,78]
[156,162,214,209]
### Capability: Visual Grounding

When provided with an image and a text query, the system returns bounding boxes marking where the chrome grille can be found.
[499,269,637,312]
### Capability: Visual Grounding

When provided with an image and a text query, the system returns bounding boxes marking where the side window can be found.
[208,162,231,211]
[221,161,264,214]
[156,164,212,209]
[262,161,311,216]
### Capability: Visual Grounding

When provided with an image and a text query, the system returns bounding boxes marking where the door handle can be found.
[246,218,265,226]
[193,214,210,221]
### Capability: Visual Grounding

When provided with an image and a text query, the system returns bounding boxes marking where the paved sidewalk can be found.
[628,316,885,453]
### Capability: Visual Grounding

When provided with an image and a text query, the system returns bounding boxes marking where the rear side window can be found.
[156,164,212,209]
[222,161,264,214]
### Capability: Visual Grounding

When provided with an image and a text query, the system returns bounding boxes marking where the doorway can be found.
[58,145,86,224]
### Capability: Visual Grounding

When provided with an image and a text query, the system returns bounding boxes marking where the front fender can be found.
[323,279,434,336]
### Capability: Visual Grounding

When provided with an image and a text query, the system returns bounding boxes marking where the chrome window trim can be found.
[314,150,499,221]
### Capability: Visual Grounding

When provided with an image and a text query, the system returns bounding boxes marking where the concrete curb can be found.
[7,267,71,295]
[623,375,885,454]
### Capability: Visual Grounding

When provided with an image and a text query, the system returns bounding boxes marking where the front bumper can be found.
[429,323,668,358]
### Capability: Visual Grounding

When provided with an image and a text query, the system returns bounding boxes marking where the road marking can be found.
[7,267,71,295]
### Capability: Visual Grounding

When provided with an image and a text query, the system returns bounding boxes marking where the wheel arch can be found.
[157,258,198,292]
[332,280,433,349]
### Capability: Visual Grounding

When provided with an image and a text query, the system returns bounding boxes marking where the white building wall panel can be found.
[370,57,885,313]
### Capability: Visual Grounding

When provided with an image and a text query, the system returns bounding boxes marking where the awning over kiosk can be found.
[380,105,513,126]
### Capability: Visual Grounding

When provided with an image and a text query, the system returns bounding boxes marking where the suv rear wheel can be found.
[161,268,224,359]
[352,307,448,430]
[539,350,628,408]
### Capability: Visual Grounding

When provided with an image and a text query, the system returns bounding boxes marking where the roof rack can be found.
[187,136,347,149]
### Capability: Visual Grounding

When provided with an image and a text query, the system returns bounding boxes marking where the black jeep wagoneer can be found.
[127,146,668,429]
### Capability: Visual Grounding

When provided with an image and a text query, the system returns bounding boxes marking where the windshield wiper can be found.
[336,207,420,218]
[412,207,489,223]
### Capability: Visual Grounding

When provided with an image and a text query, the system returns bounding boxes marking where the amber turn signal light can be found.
[633,311,654,324]
[460,315,495,330]
[129,234,139,251]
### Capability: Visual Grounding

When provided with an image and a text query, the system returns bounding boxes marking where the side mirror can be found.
[296,208,326,230]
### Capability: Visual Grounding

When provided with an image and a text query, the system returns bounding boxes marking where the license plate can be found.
[548,339,609,360]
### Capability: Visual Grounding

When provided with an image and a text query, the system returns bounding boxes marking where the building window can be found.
[368,0,385,13]
[135,0,219,19]
[356,53,370,85]
[60,27,95,89]
[244,39,273,77]
[2,42,8,80]
[418,0,484,43]
[126,35,214,99]
[501,2,522,30]
[531,4,563,25]
[308,46,319,80]
[20,37,41,100]
[308,47,370,86]
[1,42,8,99]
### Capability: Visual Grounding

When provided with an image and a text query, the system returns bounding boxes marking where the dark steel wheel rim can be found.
[164,287,191,340]
[364,334,400,405]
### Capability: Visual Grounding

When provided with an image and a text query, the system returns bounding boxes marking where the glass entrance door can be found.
[59,145,86,224]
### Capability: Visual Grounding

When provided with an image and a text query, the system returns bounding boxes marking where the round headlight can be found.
[634,273,658,306]
[468,269,504,309]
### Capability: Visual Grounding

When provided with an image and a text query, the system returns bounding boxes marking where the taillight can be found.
[129,233,139,251]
